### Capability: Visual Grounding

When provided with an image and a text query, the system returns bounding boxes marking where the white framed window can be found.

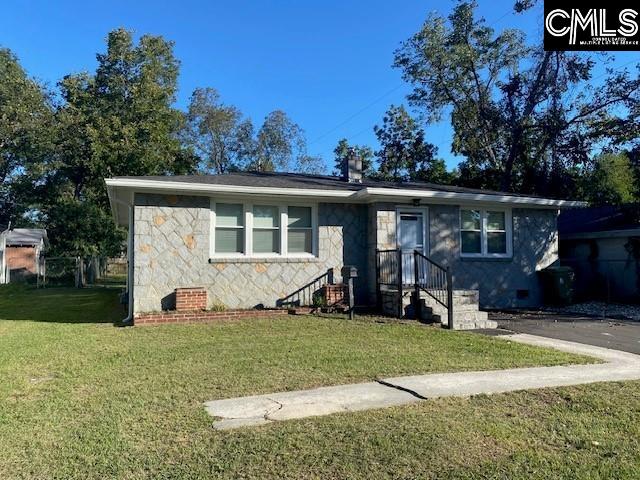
[252,205,280,254]
[287,206,313,255]
[460,208,512,258]
[210,199,317,258]
[214,203,245,254]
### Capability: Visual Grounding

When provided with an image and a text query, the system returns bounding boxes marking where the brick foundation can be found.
[321,284,347,305]
[175,287,207,311]
[133,308,290,325]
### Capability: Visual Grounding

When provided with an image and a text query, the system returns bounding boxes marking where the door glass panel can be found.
[399,212,425,285]
[399,214,423,250]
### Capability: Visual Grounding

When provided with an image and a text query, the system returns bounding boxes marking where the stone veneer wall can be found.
[368,203,558,308]
[132,193,368,314]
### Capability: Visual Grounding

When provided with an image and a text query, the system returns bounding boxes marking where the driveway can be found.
[490,311,640,355]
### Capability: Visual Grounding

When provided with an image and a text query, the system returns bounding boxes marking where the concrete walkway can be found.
[204,334,640,430]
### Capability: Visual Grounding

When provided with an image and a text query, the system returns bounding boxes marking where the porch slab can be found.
[203,334,640,430]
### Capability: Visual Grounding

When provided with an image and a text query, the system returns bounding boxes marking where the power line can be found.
[310,5,521,154]
[308,83,404,147]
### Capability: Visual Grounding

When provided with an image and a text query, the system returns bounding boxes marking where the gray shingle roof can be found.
[113,171,542,198]
[5,228,48,247]
[558,204,640,235]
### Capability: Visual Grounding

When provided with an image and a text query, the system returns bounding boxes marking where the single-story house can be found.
[106,160,583,327]
[559,204,640,303]
[1,228,48,282]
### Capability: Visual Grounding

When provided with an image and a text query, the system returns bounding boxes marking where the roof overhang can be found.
[105,178,587,226]
[354,187,586,208]
[560,228,640,240]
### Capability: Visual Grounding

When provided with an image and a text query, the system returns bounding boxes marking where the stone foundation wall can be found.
[132,194,368,314]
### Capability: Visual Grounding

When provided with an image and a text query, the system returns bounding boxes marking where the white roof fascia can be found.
[355,187,586,208]
[104,178,355,199]
[104,178,586,213]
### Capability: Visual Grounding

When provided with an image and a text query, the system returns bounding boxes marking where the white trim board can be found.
[106,178,586,226]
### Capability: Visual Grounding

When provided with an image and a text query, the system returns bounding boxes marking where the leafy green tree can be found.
[0,48,53,226]
[332,139,374,177]
[394,1,640,196]
[183,87,248,174]
[374,105,451,183]
[44,198,124,257]
[582,153,638,205]
[249,110,321,173]
[39,29,194,256]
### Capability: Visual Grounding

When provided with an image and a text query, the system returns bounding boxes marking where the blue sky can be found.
[2,0,638,172]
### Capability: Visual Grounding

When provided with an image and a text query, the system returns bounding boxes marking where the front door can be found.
[398,209,427,285]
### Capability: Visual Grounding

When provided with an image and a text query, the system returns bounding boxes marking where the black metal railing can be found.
[277,268,334,308]
[375,248,453,328]
[413,250,453,329]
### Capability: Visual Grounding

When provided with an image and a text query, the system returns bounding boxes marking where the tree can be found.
[183,87,247,174]
[332,139,374,177]
[374,105,451,183]
[581,153,638,205]
[394,1,640,196]
[37,29,195,256]
[249,110,321,173]
[0,48,53,226]
[44,198,124,257]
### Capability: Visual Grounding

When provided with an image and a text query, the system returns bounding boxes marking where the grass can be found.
[2,284,634,479]
[0,283,123,323]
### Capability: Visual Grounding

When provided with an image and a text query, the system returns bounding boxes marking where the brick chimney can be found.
[342,148,363,183]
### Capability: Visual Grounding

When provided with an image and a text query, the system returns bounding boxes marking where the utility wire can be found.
[308,83,404,147]
[310,5,521,154]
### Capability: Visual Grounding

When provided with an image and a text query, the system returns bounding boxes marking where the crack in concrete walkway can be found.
[203,334,640,430]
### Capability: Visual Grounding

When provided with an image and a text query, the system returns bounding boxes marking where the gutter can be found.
[355,187,587,208]
[110,195,135,326]
[105,178,355,199]
[105,178,586,209]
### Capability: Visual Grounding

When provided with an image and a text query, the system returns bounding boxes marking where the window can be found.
[211,200,315,258]
[460,209,512,258]
[214,203,244,254]
[252,205,280,254]
[460,210,482,254]
[486,211,507,254]
[287,206,312,254]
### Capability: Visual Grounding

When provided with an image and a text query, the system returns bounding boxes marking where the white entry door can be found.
[397,209,427,285]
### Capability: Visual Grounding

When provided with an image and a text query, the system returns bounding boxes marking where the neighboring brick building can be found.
[2,229,48,282]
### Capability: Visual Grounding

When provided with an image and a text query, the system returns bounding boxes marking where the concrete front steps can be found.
[410,289,497,330]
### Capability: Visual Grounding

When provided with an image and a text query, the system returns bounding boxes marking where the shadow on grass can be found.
[0,283,125,324]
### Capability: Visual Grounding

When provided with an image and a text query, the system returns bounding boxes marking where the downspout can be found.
[111,196,135,326]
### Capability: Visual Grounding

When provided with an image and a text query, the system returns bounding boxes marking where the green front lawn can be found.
[0,283,123,323]
[2,284,632,479]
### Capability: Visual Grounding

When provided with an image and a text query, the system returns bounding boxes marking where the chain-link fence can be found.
[37,256,127,288]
